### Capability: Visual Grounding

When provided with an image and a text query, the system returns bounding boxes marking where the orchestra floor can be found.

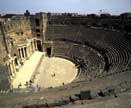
[33,57,78,88]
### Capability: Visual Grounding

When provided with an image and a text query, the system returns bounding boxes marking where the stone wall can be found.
[0,15,37,90]
[31,13,48,51]
[0,33,10,90]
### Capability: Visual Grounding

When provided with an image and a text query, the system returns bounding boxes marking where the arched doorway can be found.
[46,47,51,57]
[37,40,42,51]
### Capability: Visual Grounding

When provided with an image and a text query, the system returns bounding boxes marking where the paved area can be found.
[33,57,78,88]
[12,51,44,88]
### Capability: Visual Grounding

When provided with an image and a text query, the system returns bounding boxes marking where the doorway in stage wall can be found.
[46,47,51,57]
[37,40,42,52]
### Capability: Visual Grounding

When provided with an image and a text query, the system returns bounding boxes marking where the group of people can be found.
[18,80,41,92]
[18,80,33,88]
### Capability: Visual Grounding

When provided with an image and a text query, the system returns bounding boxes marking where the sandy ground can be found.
[12,51,44,88]
[33,57,78,88]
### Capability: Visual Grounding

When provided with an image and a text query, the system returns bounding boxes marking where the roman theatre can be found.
[0,11,131,108]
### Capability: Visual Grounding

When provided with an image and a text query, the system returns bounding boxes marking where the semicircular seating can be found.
[52,41,105,80]
[46,25,131,81]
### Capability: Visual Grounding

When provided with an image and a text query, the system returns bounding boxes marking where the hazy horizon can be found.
[0,0,131,15]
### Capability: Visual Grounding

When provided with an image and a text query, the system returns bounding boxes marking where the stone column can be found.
[7,63,13,80]
[32,42,34,53]
[30,44,33,55]
[26,46,30,58]
[9,62,15,77]
[23,47,26,59]
[31,42,33,53]
[24,47,27,58]
[32,40,35,52]
[12,60,16,75]
[27,44,31,58]
[34,39,37,50]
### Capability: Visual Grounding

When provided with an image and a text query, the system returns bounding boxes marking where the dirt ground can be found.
[33,57,78,88]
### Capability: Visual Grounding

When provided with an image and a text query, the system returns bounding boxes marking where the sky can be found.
[0,0,131,15]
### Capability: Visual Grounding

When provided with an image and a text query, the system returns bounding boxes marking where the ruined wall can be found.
[0,15,36,90]
[3,16,32,44]
[0,28,10,90]
[31,13,48,51]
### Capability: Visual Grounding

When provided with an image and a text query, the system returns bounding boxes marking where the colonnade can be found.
[18,39,37,60]
[6,57,17,80]
[7,38,39,81]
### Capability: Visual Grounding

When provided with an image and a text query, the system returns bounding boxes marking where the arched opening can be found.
[46,47,51,57]
[37,40,42,51]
